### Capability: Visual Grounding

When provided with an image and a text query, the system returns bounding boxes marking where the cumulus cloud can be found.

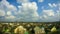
[0,0,60,22]
[0,0,17,21]
[0,0,39,22]
[0,0,17,11]
[17,2,39,22]
[0,10,5,16]
[39,9,60,22]
[43,10,55,16]
[7,5,17,11]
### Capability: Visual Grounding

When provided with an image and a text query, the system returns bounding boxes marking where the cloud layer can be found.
[0,0,60,22]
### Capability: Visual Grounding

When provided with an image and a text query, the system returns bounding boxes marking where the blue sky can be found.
[0,0,60,22]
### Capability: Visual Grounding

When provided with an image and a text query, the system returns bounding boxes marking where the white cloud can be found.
[0,0,39,22]
[43,10,55,16]
[43,15,47,18]
[48,3,53,7]
[38,0,44,2]
[5,15,16,22]
[53,3,57,7]
[7,11,12,16]
[48,3,57,7]
[56,10,60,18]
[7,5,17,11]
[0,0,17,21]
[0,0,40,22]
[0,10,5,16]
[58,3,60,10]
[5,15,16,19]
[21,2,38,11]
[17,2,39,21]
[39,9,60,22]
[0,0,60,22]
[17,0,29,3]
[18,6,21,8]
[1,0,9,7]
[40,16,42,19]
[0,0,17,11]
[33,11,39,17]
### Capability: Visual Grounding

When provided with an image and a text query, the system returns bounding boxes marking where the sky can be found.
[0,0,60,22]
